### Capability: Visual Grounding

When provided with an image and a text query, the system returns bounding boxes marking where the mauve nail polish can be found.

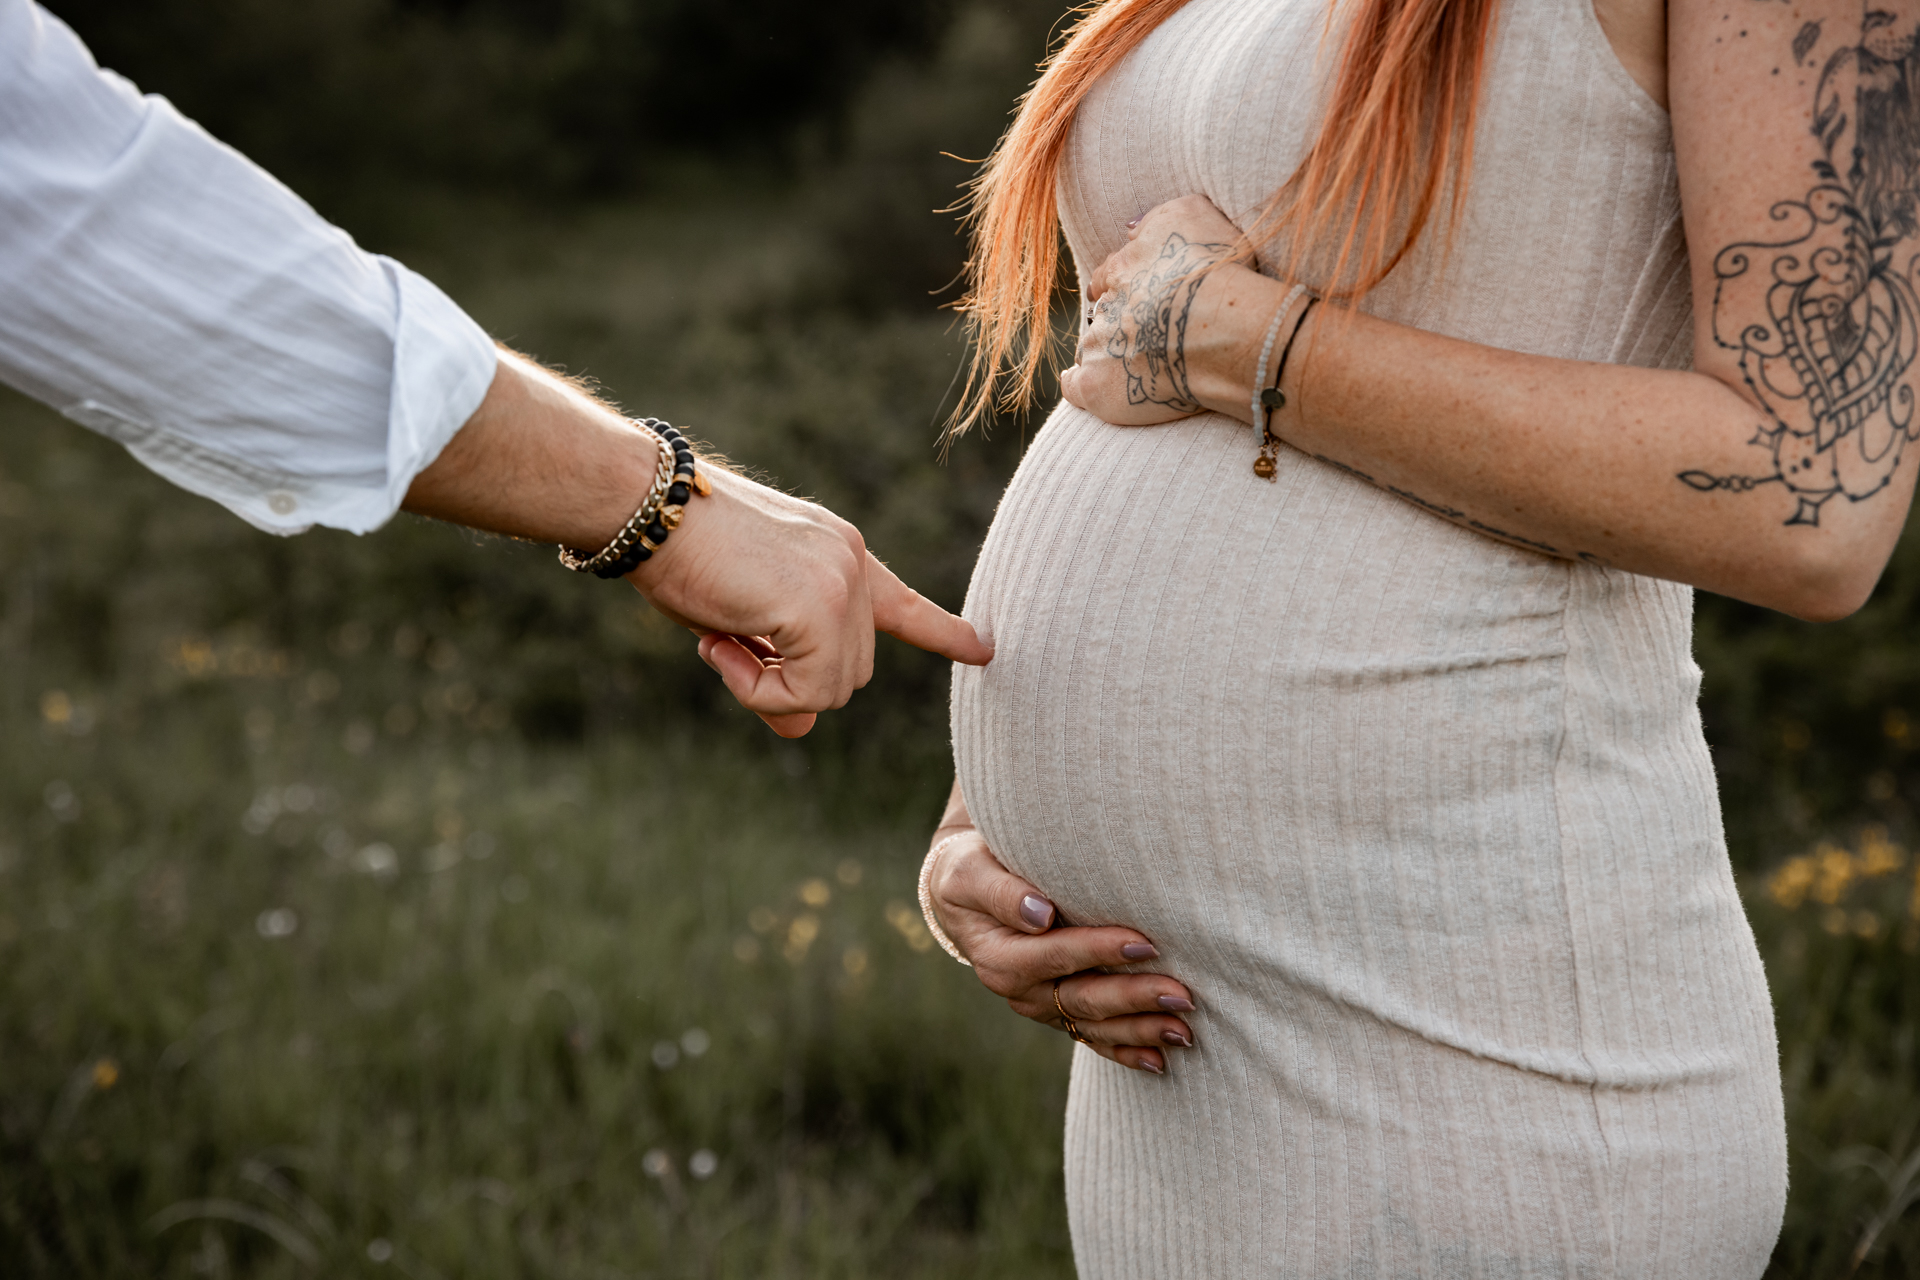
[1157,995,1194,1013]
[1120,942,1158,961]
[1020,895,1055,930]
[1139,1058,1165,1075]
[1161,1029,1191,1048]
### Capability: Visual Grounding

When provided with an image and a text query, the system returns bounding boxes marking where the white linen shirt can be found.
[0,0,499,534]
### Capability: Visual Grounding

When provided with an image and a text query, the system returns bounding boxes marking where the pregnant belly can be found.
[950,405,1784,1273]
[949,402,1732,1080]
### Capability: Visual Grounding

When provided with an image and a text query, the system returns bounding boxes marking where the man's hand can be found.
[405,350,991,736]
[634,467,992,737]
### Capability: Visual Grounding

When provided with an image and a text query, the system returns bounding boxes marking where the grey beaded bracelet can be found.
[1253,290,1317,482]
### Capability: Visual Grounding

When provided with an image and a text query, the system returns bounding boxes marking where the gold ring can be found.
[1053,978,1087,1044]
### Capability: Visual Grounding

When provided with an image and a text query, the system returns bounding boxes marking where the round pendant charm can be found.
[1252,455,1277,479]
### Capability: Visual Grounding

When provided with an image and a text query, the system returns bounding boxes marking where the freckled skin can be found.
[1863,0,1920,62]
[1692,0,1920,523]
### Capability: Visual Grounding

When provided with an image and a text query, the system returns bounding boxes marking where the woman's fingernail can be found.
[1161,1029,1191,1048]
[1020,895,1055,930]
[1120,942,1158,961]
[1125,216,1142,229]
[1156,995,1194,1013]
[1138,1057,1165,1075]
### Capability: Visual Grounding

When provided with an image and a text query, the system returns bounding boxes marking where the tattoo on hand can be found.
[1102,232,1233,412]
[1686,6,1920,526]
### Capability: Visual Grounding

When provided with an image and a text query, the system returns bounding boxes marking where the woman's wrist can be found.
[919,832,974,966]
[1182,265,1300,423]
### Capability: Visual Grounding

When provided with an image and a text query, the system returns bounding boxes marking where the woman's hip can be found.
[1059,1007,1785,1278]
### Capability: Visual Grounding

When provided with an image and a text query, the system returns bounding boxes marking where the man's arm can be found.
[0,0,496,535]
[407,352,993,737]
[0,0,989,735]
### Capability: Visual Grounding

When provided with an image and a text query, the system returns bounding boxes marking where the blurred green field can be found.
[14,0,1920,1274]
[0,681,1076,1278]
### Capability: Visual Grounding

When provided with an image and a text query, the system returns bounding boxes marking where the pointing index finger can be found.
[866,554,993,665]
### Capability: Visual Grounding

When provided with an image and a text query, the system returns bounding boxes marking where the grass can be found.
[1752,830,1920,1276]
[0,670,1075,1277]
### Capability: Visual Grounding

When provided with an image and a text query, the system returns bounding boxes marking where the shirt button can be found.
[266,491,298,516]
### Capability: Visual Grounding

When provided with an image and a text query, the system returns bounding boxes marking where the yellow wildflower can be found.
[1768,856,1817,910]
[1813,842,1855,905]
[783,913,820,964]
[1857,826,1906,878]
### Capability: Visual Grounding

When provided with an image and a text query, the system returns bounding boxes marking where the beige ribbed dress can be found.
[948,0,1788,1273]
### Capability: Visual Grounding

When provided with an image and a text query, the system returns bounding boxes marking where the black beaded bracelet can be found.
[557,418,710,579]
[598,419,708,576]
[593,419,710,578]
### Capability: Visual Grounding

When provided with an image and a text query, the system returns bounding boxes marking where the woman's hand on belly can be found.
[927,791,1197,1075]
[1061,195,1256,428]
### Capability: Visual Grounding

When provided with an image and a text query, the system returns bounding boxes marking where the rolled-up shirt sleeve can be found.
[0,0,498,534]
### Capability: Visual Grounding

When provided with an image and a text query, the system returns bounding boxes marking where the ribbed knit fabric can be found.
[948,0,1787,1274]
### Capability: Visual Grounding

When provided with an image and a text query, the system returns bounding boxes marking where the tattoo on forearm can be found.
[1308,452,1608,563]
[1793,20,1822,65]
[1110,232,1607,560]
[1099,232,1233,413]
[1686,6,1920,526]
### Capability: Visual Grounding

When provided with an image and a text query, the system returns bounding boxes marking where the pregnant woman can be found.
[919,0,1920,1272]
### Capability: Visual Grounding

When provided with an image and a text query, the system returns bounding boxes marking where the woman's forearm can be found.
[932,777,975,843]
[1069,200,1911,621]
[1265,301,1903,620]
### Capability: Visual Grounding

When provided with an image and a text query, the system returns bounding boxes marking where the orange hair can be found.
[950,0,1500,433]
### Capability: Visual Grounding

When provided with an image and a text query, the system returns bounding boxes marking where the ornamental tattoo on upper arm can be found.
[1097,232,1234,412]
[1685,3,1920,525]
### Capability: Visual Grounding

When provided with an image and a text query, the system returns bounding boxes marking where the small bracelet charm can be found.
[1251,283,1308,438]
[1253,291,1318,482]
[557,418,712,579]
[918,833,973,967]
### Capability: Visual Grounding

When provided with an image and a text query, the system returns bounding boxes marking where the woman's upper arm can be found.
[1670,0,1920,527]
